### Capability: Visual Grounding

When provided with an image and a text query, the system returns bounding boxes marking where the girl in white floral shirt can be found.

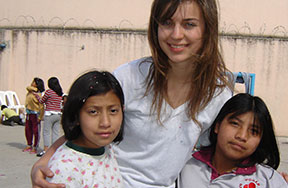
[46,70,124,188]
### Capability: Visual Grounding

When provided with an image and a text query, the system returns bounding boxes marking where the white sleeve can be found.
[267,170,288,188]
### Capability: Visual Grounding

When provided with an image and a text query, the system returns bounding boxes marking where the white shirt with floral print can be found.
[47,141,123,188]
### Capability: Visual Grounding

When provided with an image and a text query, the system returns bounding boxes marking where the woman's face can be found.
[157,1,205,66]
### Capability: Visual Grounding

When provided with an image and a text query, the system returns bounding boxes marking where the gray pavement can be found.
[0,124,288,188]
[0,124,45,188]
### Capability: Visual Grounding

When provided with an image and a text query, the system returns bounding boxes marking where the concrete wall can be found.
[0,0,287,135]
[221,36,288,136]
[1,0,287,35]
[0,29,150,99]
[0,0,153,29]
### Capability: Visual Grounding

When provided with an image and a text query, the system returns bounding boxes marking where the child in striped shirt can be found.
[35,77,63,156]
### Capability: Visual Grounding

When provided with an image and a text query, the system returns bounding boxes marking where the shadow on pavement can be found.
[7,142,26,150]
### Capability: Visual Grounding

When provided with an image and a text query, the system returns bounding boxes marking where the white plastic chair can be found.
[5,91,25,115]
[0,91,7,106]
[0,91,6,118]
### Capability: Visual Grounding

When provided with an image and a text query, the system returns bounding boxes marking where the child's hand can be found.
[280,172,288,183]
[31,165,65,188]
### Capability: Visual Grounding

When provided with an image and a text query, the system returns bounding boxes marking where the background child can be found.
[178,93,287,187]
[46,70,124,188]
[1,105,24,126]
[23,77,45,154]
[35,77,63,157]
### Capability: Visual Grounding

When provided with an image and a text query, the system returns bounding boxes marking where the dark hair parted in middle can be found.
[61,70,124,143]
[208,93,280,169]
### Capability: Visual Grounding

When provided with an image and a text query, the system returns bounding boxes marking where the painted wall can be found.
[221,36,288,136]
[0,0,287,135]
[0,0,153,29]
[0,0,287,35]
[0,29,150,98]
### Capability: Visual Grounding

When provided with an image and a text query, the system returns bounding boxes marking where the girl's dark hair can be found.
[34,77,45,92]
[62,70,124,143]
[48,77,63,97]
[146,0,230,125]
[208,93,280,169]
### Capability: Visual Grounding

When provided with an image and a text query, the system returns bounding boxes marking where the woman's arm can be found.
[31,136,66,188]
[280,172,288,183]
[33,89,49,104]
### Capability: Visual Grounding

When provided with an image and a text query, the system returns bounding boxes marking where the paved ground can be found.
[0,124,45,188]
[0,124,288,188]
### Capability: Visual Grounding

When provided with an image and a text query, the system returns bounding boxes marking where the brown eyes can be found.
[228,120,261,136]
[110,108,120,114]
[87,108,120,115]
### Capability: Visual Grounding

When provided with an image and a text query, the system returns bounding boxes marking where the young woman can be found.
[31,0,232,187]
[46,70,124,187]
[178,93,288,187]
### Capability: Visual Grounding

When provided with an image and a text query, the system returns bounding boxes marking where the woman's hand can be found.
[31,165,65,188]
[30,136,67,188]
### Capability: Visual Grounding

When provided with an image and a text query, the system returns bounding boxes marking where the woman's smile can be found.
[168,43,189,52]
